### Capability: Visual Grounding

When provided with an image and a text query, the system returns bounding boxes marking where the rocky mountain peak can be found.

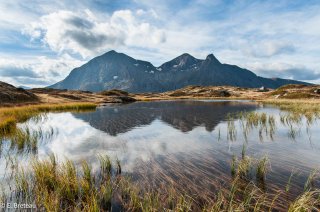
[159,53,201,71]
[205,54,221,64]
[49,51,308,92]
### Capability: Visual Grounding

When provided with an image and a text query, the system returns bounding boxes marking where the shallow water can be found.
[1,100,320,202]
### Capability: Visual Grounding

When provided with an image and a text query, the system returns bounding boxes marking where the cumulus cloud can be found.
[259,68,320,81]
[0,54,83,87]
[24,9,166,58]
[246,62,320,81]
[247,41,295,58]
[1,0,320,87]
[0,66,40,78]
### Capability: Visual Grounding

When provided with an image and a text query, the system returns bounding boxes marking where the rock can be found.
[111,96,136,103]
[99,89,129,96]
[314,88,320,94]
[119,96,136,103]
[218,90,231,97]
[258,86,269,92]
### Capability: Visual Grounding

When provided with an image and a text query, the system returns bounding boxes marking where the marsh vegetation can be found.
[1,154,319,211]
[0,103,96,136]
[0,100,320,211]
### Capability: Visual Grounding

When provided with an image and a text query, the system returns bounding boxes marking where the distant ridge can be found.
[49,50,309,92]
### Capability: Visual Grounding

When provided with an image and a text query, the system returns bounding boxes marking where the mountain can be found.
[49,50,308,92]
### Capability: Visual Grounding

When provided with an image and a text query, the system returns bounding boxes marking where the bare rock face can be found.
[0,82,39,105]
[49,50,309,93]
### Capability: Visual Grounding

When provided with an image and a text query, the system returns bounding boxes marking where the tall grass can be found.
[261,99,320,118]
[1,126,57,155]
[288,190,320,212]
[0,103,96,136]
[256,156,269,182]
[226,108,319,143]
[1,154,319,211]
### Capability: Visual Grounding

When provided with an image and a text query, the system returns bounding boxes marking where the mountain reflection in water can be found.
[8,100,320,206]
[74,100,258,136]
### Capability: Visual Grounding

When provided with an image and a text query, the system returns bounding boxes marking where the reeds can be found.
[230,150,270,184]
[226,112,277,142]
[288,190,320,212]
[2,154,320,211]
[1,126,56,154]
[256,156,269,182]
[226,108,319,142]
[304,169,318,192]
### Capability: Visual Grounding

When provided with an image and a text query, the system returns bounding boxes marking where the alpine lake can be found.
[1,100,320,211]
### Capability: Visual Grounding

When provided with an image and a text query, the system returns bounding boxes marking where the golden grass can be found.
[0,102,97,136]
[260,99,320,115]
[2,154,320,211]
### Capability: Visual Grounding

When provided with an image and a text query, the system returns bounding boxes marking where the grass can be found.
[1,99,320,210]
[304,169,318,192]
[227,112,277,142]
[256,156,269,182]
[226,105,319,143]
[0,103,97,136]
[288,190,320,212]
[231,150,270,185]
[260,99,320,115]
[1,154,319,211]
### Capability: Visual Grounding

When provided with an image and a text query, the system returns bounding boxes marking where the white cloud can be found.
[24,9,166,58]
[245,41,295,58]
[244,62,320,81]
[0,54,83,87]
[1,0,320,86]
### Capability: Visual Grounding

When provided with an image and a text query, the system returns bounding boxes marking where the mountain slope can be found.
[0,81,38,105]
[50,50,308,92]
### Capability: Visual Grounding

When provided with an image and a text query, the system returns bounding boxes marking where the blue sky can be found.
[0,0,320,87]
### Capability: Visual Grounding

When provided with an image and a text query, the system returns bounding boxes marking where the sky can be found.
[0,0,320,87]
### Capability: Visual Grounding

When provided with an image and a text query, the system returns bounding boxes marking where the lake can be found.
[1,100,320,208]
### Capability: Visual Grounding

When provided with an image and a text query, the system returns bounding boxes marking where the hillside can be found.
[0,81,39,105]
[49,50,308,92]
[1,80,320,106]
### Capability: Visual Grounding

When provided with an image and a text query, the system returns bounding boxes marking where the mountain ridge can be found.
[49,50,309,92]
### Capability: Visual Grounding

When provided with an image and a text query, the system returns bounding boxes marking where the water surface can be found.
[1,100,320,203]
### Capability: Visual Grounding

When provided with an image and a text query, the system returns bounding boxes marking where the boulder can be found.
[218,90,231,97]
[258,86,269,92]
[314,88,320,94]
